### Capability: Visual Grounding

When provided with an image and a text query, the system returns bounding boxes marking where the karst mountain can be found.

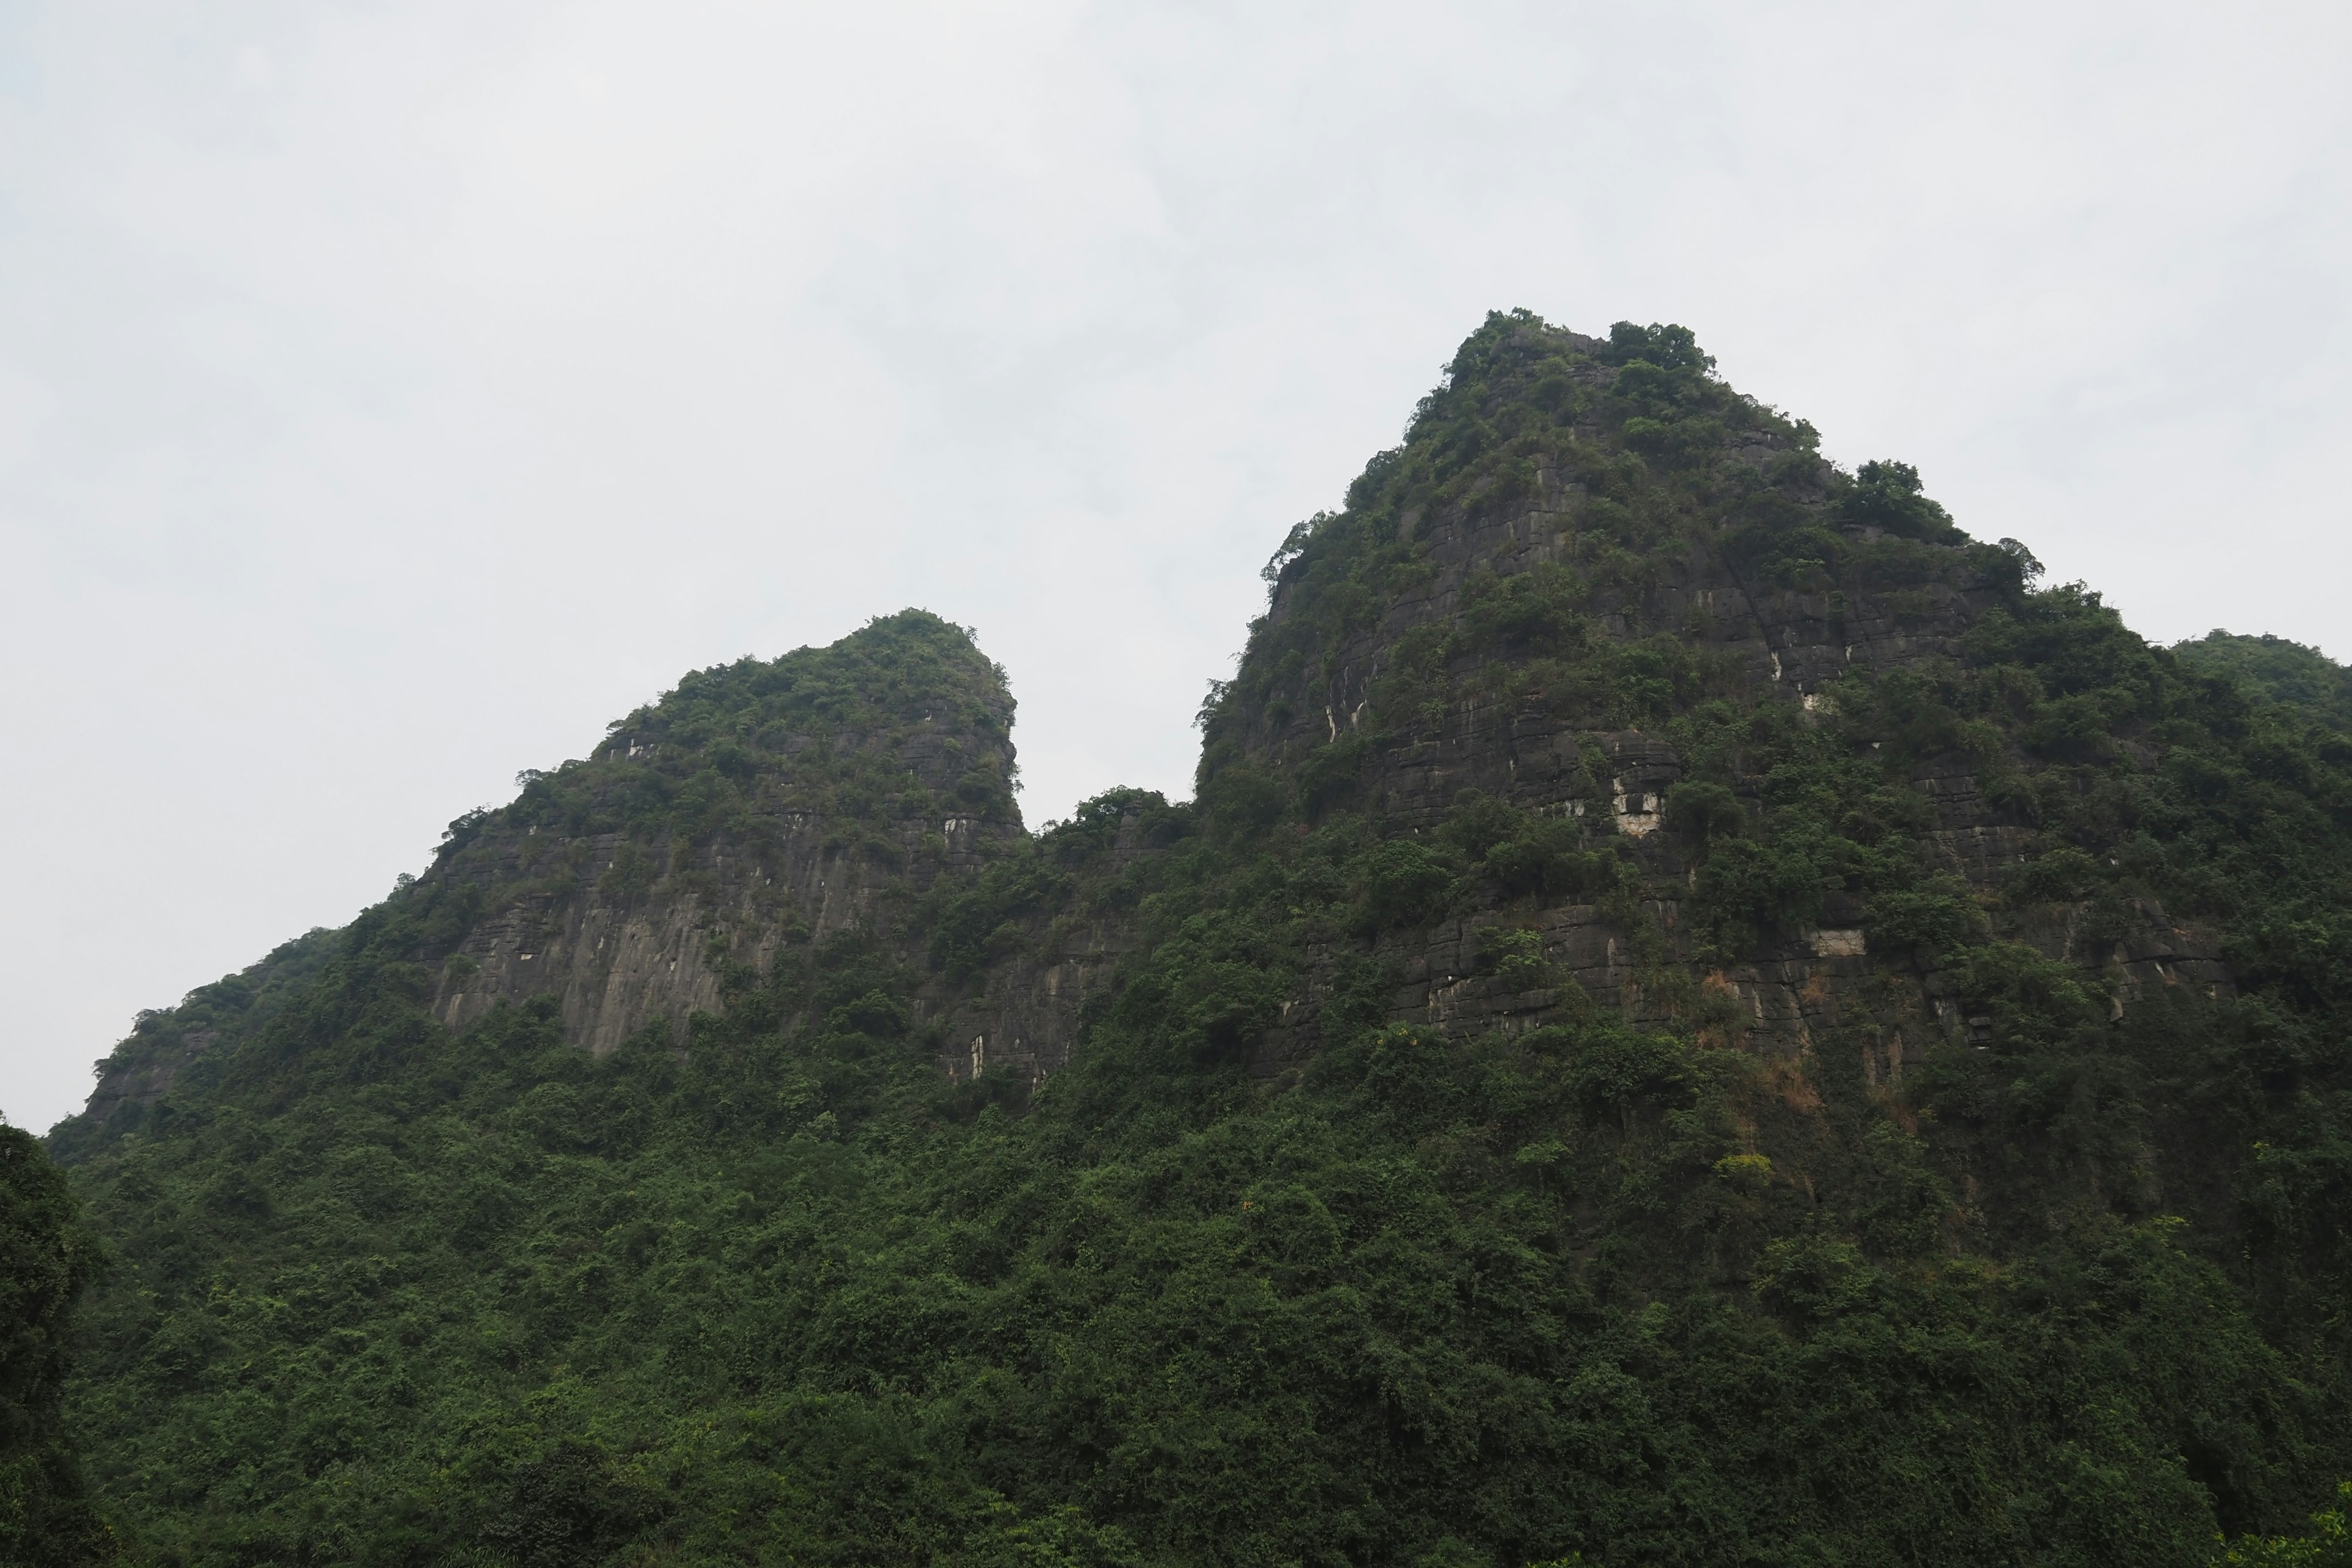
[11,311,2352,1567]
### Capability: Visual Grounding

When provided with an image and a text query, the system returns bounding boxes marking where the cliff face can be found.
[415,709,1019,1057]
[400,626,1167,1089]
[68,611,1039,1139]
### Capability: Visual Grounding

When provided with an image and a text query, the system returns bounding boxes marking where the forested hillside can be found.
[2,1124,111,1565]
[33,312,2352,1567]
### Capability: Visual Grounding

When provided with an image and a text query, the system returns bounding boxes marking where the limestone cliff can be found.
[69,612,1038,1137]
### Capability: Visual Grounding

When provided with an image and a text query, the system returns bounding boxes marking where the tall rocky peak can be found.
[1195,310,2225,1072]
[1202,311,2026,809]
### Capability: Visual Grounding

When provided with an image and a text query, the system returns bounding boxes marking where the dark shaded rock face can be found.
[415,722,1019,1057]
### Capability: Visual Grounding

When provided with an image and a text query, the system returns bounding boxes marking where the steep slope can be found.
[1199,317,2230,1073]
[59,612,1037,1154]
[43,312,2352,1568]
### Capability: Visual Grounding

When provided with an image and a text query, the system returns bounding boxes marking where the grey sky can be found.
[4,1,2346,1132]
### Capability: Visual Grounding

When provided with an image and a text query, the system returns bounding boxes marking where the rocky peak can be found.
[410,610,1025,1055]
[1193,311,2223,1072]
[64,611,1030,1141]
[1204,312,2022,807]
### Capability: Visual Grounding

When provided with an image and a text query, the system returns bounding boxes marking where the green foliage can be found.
[471,609,1017,869]
[929,855,1066,980]
[1441,791,1626,903]
[1458,563,1589,652]
[1196,309,1792,797]
[1597,320,1714,375]
[60,764,2350,1566]
[1831,458,1965,544]
[1863,873,1985,960]
[1352,837,1457,930]
[1,1125,111,1565]
[1197,763,1289,838]
[2176,631,2352,733]
[1663,780,1744,848]
[43,311,2352,1567]
[2221,1482,2352,1566]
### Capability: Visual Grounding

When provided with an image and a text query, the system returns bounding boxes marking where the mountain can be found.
[31,311,2352,1567]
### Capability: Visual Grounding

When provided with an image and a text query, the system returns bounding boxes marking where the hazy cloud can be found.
[4,0,2346,1128]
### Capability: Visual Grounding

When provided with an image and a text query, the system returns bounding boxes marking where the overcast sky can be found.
[4,1,2346,1133]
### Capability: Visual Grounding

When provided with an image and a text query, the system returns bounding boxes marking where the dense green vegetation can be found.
[2,1123,112,1564]
[2216,1481,2352,1566]
[33,314,2352,1566]
[2174,631,2352,734]
[1202,315,2028,786]
[503,609,1019,839]
[449,607,1020,883]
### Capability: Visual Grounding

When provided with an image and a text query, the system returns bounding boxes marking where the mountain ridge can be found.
[24,309,2352,1567]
